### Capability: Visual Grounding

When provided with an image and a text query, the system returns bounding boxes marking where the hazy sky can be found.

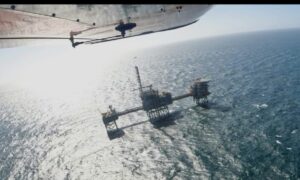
[115,4,300,49]
[1,5,300,85]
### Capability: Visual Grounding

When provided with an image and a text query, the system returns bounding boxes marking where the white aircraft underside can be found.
[0,4,212,48]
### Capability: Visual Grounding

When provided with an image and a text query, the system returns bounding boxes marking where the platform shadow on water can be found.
[190,101,232,113]
[107,128,125,140]
[206,102,232,112]
[107,106,214,140]
[152,110,184,129]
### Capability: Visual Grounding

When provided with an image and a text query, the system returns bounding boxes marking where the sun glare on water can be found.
[10,45,125,100]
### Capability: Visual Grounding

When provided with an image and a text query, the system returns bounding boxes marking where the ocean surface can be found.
[0,29,299,180]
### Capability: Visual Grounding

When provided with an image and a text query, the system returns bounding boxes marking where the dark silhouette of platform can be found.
[101,66,210,139]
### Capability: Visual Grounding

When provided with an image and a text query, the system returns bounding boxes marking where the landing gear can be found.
[69,31,84,48]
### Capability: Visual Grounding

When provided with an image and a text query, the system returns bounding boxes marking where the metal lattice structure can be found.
[101,66,210,139]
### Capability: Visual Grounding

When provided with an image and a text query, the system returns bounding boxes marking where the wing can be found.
[0,4,212,48]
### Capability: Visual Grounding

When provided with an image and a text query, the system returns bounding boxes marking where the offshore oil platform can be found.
[101,66,210,139]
